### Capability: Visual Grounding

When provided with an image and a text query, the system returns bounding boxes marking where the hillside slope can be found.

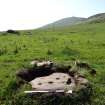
[41,13,105,29]
[41,17,86,29]
[85,13,105,23]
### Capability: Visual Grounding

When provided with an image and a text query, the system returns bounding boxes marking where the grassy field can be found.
[0,22,105,105]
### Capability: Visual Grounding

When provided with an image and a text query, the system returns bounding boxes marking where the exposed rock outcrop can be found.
[16,60,96,94]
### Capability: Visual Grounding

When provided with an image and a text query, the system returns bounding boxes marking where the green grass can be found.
[0,22,105,105]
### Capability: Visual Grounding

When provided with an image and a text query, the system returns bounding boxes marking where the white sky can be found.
[0,0,105,31]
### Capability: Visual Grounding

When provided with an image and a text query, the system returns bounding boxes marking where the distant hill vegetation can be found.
[41,17,86,29]
[40,13,105,29]
[87,13,105,23]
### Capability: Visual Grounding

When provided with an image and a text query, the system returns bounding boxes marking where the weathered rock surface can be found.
[29,73,76,92]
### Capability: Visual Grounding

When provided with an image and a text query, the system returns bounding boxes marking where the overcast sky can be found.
[0,0,105,31]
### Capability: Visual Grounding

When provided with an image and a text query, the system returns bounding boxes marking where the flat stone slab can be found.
[29,73,76,92]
